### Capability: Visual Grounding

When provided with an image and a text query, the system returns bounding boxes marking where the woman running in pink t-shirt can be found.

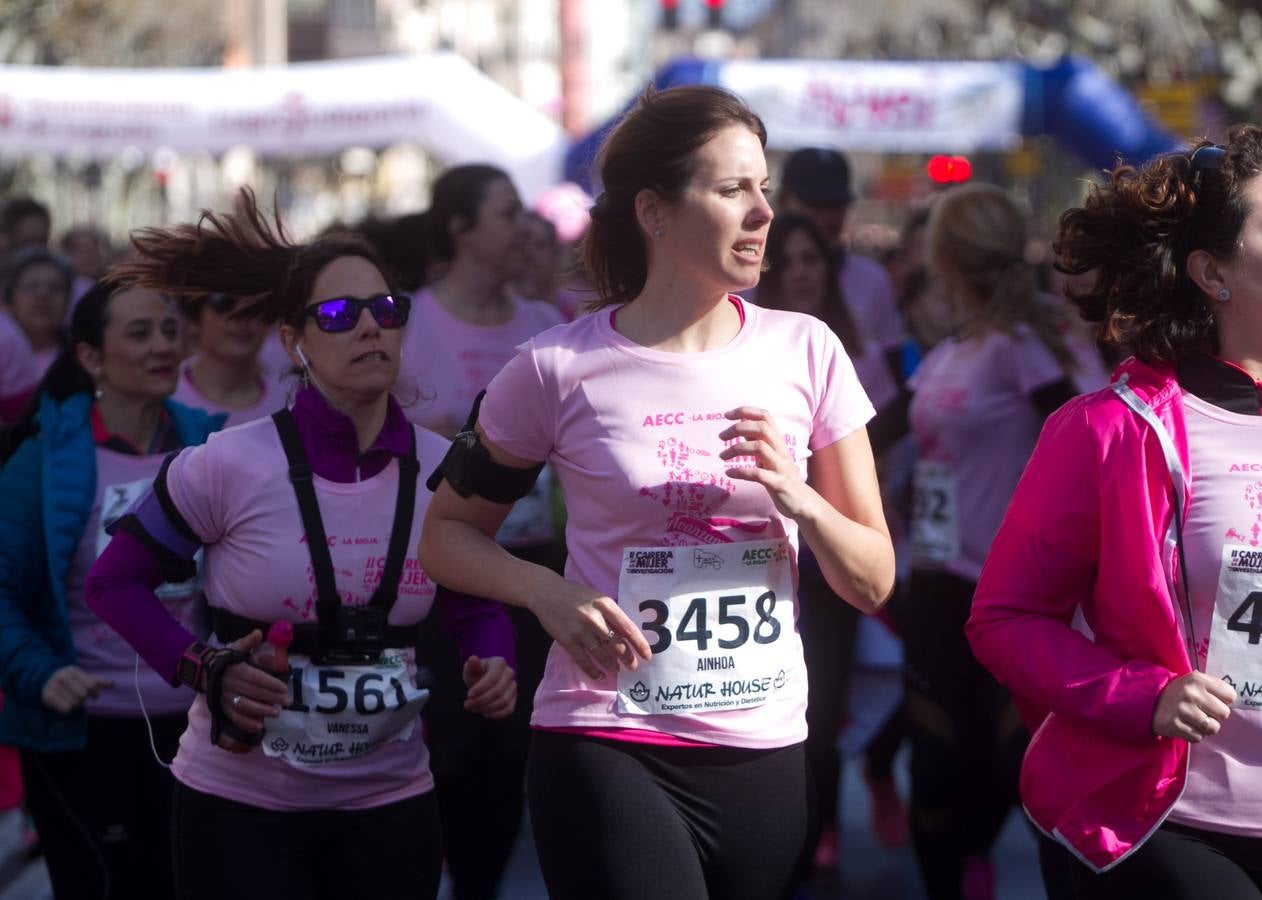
[901,184,1084,900]
[83,191,517,900]
[420,85,895,900]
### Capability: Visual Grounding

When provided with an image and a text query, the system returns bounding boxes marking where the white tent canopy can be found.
[0,53,566,200]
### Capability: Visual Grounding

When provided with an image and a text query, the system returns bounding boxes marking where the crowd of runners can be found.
[0,84,1259,900]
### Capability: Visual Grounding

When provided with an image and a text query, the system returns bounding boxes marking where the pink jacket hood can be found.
[967,355,1194,872]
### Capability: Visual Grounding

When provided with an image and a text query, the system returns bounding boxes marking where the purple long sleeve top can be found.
[85,386,515,685]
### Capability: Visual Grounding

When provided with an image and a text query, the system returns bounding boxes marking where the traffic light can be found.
[661,0,679,30]
[927,155,972,184]
[705,0,724,29]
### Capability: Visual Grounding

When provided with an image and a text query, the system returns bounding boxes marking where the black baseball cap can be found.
[781,148,854,206]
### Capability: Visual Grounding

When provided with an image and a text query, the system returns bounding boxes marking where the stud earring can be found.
[1218,288,1232,302]
[93,369,103,401]
[653,228,662,240]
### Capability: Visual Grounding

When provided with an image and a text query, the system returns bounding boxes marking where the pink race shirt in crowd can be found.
[907,326,1067,582]
[479,297,874,748]
[841,253,905,351]
[400,288,566,437]
[401,288,566,548]
[163,417,452,811]
[65,448,205,717]
[170,361,286,428]
[1168,392,1262,837]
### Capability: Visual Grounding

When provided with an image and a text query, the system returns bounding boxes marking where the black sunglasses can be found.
[1189,144,1227,189]
[301,293,411,333]
[206,293,238,314]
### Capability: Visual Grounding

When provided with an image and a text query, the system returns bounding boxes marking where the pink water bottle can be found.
[254,621,294,677]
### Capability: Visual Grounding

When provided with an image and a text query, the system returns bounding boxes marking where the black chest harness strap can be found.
[212,407,422,664]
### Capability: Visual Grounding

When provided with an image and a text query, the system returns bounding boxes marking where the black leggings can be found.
[1065,822,1262,899]
[527,730,814,900]
[893,569,1028,900]
[21,713,185,900]
[170,782,442,900]
[418,542,561,900]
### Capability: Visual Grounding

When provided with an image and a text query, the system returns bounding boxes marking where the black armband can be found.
[425,391,545,503]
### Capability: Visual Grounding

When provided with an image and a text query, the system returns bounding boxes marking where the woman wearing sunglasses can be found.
[968,129,1262,898]
[172,292,281,427]
[81,190,517,900]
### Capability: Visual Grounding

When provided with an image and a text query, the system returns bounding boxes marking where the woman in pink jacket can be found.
[969,126,1262,897]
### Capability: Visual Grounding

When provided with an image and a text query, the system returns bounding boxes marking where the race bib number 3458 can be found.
[616,539,799,717]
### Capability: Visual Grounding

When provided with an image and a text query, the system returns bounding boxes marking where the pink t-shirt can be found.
[479,297,874,748]
[170,361,285,428]
[400,288,566,436]
[1169,392,1262,836]
[908,326,1067,582]
[66,448,205,717]
[0,312,39,405]
[164,416,452,811]
[841,253,905,351]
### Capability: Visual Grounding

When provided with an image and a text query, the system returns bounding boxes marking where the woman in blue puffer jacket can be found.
[0,277,224,900]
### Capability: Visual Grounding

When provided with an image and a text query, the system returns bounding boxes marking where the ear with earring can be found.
[1218,288,1232,303]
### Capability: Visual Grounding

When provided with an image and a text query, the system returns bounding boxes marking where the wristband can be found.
[176,641,210,691]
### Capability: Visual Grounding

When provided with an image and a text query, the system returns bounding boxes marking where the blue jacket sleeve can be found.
[0,437,67,706]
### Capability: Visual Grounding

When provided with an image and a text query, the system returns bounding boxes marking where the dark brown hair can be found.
[426,164,512,263]
[582,84,767,309]
[757,213,861,354]
[112,187,397,327]
[1055,124,1262,361]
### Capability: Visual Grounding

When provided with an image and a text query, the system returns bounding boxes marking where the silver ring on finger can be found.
[599,629,616,645]
[232,695,243,709]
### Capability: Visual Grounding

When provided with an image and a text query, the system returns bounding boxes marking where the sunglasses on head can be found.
[1189,144,1227,189]
[301,293,411,333]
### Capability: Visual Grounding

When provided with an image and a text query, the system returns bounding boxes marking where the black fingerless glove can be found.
[203,648,263,749]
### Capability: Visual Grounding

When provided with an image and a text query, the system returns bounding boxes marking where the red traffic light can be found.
[927,155,972,184]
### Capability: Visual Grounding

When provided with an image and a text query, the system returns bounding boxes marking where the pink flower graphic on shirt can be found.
[638,435,766,545]
[1225,481,1262,546]
[639,437,734,516]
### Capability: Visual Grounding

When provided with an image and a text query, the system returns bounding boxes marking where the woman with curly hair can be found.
[969,126,1262,897]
